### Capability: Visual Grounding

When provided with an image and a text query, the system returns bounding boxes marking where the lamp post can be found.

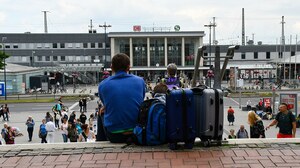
[204,22,216,88]
[31,51,35,66]
[99,22,111,70]
[1,37,7,100]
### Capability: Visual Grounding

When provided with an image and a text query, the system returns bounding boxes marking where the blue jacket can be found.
[99,71,145,132]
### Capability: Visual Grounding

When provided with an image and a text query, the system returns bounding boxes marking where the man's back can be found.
[99,71,145,132]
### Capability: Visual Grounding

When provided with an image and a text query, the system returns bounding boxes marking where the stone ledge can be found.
[0,139,299,158]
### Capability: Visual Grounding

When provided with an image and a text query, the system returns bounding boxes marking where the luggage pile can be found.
[134,87,224,149]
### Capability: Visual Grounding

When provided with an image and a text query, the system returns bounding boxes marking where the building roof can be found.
[108,31,205,38]
[0,63,41,74]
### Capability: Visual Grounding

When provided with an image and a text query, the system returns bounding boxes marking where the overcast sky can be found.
[0,0,300,45]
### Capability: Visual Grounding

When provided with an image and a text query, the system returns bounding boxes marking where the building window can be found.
[241,53,246,59]
[75,43,80,48]
[5,45,10,49]
[291,51,295,56]
[37,56,42,61]
[45,56,50,61]
[53,56,58,61]
[61,56,65,61]
[83,43,88,48]
[60,43,65,48]
[13,44,18,49]
[266,52,270,59]
[91,43,95,48]
[279,52,282,58]
[45,43,50,48]
[53,43,58,48]
[91,55,95,61]
[254,52,258,59]
[68,43,73,48]
[37,44,42,48]
[98,43,103,48]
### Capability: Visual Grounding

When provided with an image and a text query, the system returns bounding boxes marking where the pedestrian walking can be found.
[61,118,68,143]
[82,98,87,112]
[79,112,87,124]
[265,103,296,138]
[248,111,265,138]
[39,119,47,143]
[79,99,83,112]
[67,123,78,142]
[227,106,235,126]
[45,118,56,143]
[3,104,10,121]
[5,126,15,145]
[78,124,95,142]
[25,116,35,142]
[45,112,53,123]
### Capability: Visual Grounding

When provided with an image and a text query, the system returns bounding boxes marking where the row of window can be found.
[203,51,296,60]
[7,55,105,62]
[1,43,110,49]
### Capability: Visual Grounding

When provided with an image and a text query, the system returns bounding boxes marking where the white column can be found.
[129,38,133,67]
[147,38,150,67]
[110,38,115,57]
[181,37,185,66]
[164,37,168,66]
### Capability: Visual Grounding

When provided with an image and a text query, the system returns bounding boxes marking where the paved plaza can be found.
[0,84,300,167]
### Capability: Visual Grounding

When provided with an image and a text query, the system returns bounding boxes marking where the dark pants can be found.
[83,105,87,112]
[27,127,34,141]
[41,134,47,143]
[79,105,82,112]
[4,112,9,121]
[55,119,59,128]
[96,114,107,141]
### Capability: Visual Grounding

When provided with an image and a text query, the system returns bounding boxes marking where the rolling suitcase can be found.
[166,88,196,150]
[193,88,223,147]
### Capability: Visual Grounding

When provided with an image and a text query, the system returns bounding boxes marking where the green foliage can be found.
[0,50,10,70]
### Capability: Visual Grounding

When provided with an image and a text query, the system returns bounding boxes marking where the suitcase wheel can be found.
[203,140,211,147]
[169,143,178,150]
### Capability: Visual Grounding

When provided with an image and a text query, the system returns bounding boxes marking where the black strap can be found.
[214,89,220,138]
[181,89,188,141]
[82,132,87,142]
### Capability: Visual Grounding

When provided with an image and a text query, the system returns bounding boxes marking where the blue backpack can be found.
[165,77,181,90]
[134,98,167,146]
[40,124,47,135]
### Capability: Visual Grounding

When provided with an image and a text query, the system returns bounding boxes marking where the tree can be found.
[0,51,10,70]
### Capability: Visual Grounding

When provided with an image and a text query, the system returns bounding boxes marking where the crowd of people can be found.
[1,53,299,145]
[0,98,97,145]
[227,103,296,139]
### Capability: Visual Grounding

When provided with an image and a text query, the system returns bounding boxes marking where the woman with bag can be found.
[248,111,266,138]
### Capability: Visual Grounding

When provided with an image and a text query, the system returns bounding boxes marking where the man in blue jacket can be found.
[99,53,146,143]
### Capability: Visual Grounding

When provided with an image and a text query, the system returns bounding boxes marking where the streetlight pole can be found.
[204,22,216,88]
[2,37,7,100]
[99,22,111,71]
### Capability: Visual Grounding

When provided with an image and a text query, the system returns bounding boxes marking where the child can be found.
[228,129,236,139]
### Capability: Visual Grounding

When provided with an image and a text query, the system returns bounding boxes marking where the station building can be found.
[1,32,300,93]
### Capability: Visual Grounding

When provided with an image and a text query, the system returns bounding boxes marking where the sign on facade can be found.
[0,82,5,96]
[280,93,298,116]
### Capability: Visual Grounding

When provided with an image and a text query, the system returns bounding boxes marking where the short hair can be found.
[153,83,168,94]
[111,53,130,72]
[167,63,177,77]
[280,103,288,108]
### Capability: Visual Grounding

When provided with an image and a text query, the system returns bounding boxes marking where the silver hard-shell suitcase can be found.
[193,88,224,146]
